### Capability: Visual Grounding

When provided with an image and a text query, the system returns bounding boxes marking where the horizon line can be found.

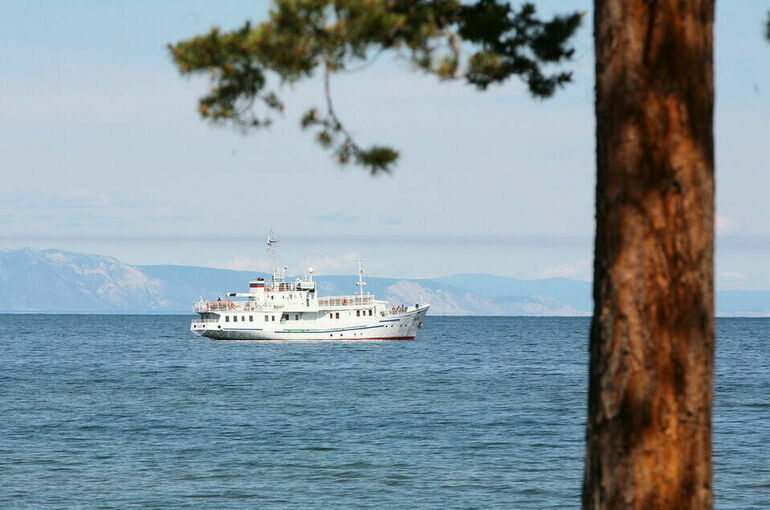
[3,233,770,249]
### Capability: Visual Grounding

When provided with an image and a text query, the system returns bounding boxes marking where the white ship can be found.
[190,234,429,341]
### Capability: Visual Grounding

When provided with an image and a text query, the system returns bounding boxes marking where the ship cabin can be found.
[193,269,391,327]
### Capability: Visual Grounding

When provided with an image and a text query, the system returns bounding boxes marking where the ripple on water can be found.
[0,315,766,508]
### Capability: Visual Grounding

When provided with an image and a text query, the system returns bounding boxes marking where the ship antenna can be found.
[355,258,366,297]
[266,230,282,284]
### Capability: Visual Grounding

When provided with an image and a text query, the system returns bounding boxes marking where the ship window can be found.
[225,316,230,322]
[264,315,268,321]
[233,316,237,322]
[295,314,299,320]
[329,313,333,319]
[369,309,373,316]
[272,315,275,321]
[249,316,253,322]
[356,310,360,317]
[242,316,245,321]
[335,312,340,319]
[306,299,310,307]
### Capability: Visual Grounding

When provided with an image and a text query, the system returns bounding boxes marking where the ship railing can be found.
[265,281,316,292]
[266,282,298,292]
[193,301,261,313]
[317,295,373,308]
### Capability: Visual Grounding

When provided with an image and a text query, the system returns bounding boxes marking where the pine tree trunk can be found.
[584,1,715,509]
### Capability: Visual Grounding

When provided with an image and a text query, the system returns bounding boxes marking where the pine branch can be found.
[169,0,581,173]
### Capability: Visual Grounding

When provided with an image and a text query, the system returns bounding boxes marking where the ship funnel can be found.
[249,277,266,295]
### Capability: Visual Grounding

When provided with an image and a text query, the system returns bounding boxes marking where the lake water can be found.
[1,315,767,508]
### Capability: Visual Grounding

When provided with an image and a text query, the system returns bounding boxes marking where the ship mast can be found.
[355,258,367,297]
[266,230,284,284]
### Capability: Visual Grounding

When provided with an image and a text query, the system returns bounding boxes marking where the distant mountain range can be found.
[0,248,768,316]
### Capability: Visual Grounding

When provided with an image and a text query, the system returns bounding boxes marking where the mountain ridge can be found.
[0,248,767,316]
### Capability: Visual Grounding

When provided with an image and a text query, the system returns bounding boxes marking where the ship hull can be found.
[191,306,428,341]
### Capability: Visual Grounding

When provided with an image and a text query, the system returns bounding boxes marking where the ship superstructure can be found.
[190,233,429,340]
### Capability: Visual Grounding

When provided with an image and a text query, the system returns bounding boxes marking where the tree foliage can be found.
[169,0,581,173]
[766,11,770,41]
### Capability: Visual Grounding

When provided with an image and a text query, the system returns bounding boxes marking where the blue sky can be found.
[1,1,769,287]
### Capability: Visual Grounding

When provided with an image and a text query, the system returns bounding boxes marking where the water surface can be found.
[1,316,767,508]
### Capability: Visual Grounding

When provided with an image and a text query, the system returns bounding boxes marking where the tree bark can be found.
[584,1,715,509]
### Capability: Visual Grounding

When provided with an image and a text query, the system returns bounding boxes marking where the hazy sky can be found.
[2,1,769,287]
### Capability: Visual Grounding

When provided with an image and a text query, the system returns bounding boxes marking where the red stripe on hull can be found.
[339,336,415,341]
